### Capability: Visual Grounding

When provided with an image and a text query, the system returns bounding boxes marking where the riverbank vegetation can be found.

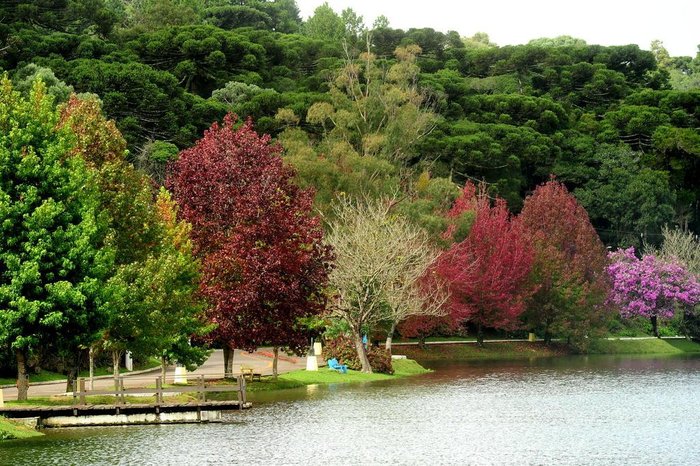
[587,338,700,355]
[400,341,571,361]
[0,417,43,440]
[398,338,700,361]
[1,0,700,390]
[247,359,430,392]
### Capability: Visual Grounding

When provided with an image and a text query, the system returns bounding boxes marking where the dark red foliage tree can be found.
[519,180,611,349]
[167,115,333,377]
[436,182,535,345]
[398,314,457,348]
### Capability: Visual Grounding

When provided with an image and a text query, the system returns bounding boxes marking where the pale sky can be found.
[296,0,699,57]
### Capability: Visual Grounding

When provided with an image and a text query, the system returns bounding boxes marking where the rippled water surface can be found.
[3,355,700,465]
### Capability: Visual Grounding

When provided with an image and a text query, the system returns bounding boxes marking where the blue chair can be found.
[327,358,348,374]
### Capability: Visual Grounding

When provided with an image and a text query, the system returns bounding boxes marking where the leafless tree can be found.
[327,195,448,371]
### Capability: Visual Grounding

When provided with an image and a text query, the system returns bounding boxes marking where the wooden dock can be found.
[0,376,251,427]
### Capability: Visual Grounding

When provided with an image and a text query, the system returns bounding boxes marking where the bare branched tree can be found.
[327,195,448,371]
[647,227,700,277]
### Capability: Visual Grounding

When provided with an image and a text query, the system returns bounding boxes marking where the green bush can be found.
[324,336,394,374]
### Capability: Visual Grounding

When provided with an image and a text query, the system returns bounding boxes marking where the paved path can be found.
[1,348,306,402]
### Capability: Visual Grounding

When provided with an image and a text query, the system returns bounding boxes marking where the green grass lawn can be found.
[283,359,427,382]
[399,341,570,361]
[0,416,43,440]
[587,338,700,354]
[232,359,430,393]
[0,358,162,386]
[6,393,197,408]
[394,336,477,343]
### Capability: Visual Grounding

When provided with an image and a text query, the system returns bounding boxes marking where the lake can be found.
[2,355,700,465]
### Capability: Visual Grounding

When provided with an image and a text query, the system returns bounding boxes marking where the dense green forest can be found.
[2,0,699,246]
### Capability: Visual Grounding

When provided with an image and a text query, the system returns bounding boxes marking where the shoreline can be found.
[4,340,700,440]
[397,338,700,362]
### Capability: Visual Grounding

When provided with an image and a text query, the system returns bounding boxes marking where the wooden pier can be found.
[0,376,251,428]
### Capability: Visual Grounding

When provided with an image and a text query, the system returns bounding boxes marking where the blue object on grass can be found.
[327,358,348,374]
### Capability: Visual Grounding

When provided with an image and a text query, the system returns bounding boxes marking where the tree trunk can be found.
[272,346,279,378]
[353,331,372,373]
[112,350,121,389]
[651,315,659,338]
[161,355,167,384]
[223,345,234,379]
[385,321,397,354]
[476,322,484,347]
[15,349,29,401]
[66,360,78,393]
[418,335,426,349]
[88,345,95,390]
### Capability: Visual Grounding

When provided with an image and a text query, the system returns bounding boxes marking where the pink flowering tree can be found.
[607,247,700,337]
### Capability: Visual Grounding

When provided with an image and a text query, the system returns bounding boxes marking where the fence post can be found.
[156,377,163,405]
[119,376,125,405]
[237,376,246,409]
[199,375,205,402]
[79,377,86,405]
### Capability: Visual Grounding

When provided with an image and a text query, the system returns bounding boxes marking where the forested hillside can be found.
[2,0,699,246]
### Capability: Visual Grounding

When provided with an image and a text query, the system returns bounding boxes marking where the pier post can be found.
[119,377,125,405]
[79,378,86,405]
[237,376,247,409]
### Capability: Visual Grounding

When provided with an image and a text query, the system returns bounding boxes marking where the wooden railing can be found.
[72,375,247,409]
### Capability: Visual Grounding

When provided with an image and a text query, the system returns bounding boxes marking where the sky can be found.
[295,0,699,57]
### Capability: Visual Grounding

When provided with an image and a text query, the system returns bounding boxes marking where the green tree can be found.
[303,2,345,43]
[13,64,74,103]
[306,43,437,164]
[60,95,210,384]
[0,78,112,400]
[573,145,676,247]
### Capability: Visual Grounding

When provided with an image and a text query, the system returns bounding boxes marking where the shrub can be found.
[324,336,394,374]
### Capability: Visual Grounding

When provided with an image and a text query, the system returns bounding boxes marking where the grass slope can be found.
[400,341,570,361]
[247,359,430,392]
[588,338,700,354]
[0,416,43,440]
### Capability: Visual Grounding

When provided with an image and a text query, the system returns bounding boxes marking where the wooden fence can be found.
[72,375,247,409]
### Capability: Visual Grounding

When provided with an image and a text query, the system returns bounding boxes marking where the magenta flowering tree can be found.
[607,247,700,337]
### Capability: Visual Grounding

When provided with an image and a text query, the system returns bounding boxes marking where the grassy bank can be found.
[0,416,43,440]
[6,393,197,408]
[396,338,700,361]
[398,341,570,361]
[245,359,430,392]
[588,338,700,355]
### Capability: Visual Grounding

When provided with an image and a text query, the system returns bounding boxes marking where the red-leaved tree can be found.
[519,180,611,349]
[436,182,535,345]
[167,115,333,377]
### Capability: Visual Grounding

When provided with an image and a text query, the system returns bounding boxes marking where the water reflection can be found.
[3,355,700,465]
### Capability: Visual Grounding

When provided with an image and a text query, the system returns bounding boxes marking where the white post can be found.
[306,338,318,371]
[0,387,4,407]
[174,364,188,385]
[313,341,322,360]
[306,354,318,371]
[125,351,133,371]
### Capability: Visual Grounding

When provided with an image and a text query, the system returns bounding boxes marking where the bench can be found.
[240,366,262,382]
[327,358,348,374]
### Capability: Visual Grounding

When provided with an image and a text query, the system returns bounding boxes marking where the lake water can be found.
[2,355,700,465]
